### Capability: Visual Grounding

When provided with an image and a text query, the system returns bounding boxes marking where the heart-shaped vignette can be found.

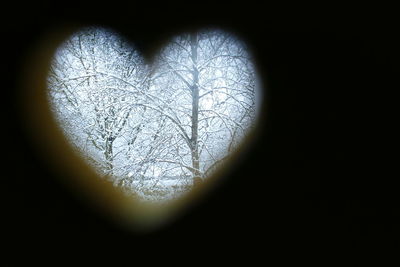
[20,26,263,231]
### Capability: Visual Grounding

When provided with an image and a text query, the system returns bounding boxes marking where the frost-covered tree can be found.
[48,28,150,176]
[150,31,257,181]
[48,27,257,201]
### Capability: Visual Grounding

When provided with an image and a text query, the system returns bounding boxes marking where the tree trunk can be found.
[105,137,114,175]
[190,33,201,179]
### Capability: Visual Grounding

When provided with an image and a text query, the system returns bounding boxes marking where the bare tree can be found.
[48,28,149,176]
[48,27,257,202]
[147,30,257,182]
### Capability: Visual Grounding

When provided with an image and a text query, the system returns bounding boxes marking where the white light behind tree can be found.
[48,27,259,202]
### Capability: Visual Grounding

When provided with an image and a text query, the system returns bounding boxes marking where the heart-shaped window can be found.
[47,27,260,204]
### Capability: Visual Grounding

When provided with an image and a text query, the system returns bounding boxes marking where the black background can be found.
[1,2,398,264]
